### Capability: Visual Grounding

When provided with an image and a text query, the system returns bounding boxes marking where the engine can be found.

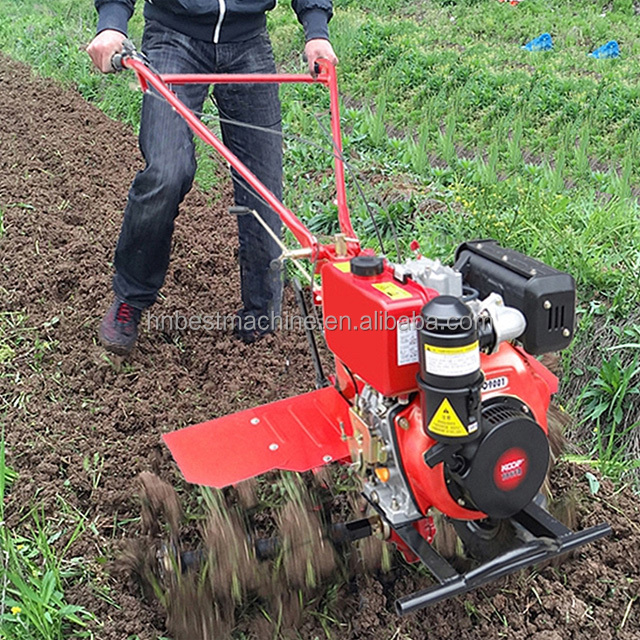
[322,240,576,527]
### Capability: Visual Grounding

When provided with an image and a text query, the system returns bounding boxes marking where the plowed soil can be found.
[1,54,638,639]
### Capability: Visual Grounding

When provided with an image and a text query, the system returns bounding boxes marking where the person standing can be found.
[88,0,337,354]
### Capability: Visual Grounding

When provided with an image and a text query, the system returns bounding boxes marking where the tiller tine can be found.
[390,501,611,616]
[163,386,351,487]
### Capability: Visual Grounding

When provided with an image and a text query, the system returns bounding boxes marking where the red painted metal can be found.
[160,64,355,240]
[514,346,559,396]
[160,73,319,85]
[162,386,352,488]
[389,529,420,564]
[321,260,437,396]
[122,50,561,543]
[419,515,437,544]
[125,57,317,252]
[480,343,556,430]
[324,63,356,240]
[122,57,359,261]
[394,342,556,521]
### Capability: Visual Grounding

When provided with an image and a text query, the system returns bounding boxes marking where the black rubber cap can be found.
[421,295,474,334]
[351,255,384,277]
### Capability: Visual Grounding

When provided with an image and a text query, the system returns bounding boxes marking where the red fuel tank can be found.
[321,259,437,396]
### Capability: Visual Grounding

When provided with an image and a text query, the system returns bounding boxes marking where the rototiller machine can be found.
[115,43,610,615]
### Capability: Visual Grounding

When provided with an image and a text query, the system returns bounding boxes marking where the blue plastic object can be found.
[589,40,620,59]
[522,33,553,52]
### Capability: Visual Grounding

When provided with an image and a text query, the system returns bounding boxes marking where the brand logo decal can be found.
[494,448,528,491]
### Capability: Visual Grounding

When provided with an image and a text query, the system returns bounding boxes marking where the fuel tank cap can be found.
[351,255,384,277]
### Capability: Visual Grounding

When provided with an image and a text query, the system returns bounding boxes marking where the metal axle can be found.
[160,516,379,576]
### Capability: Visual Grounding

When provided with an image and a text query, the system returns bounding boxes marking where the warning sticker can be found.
[428,398,469,437]
[424,341,479,377]
[334,261,351,273]
[373,282,413,300]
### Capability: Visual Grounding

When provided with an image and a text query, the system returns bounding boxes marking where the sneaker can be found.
[99,298,142,355]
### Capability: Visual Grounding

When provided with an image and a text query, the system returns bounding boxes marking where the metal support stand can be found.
[393,505,611,616]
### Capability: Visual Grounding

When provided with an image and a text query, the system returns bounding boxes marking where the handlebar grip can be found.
[111,52,124,73]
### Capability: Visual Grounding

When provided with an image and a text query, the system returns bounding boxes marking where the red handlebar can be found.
[120,54,360,263]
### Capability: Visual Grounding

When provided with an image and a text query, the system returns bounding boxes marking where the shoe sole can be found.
[99,329,136,356]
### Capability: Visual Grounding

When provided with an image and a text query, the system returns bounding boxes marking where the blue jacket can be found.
[95,0,332,44]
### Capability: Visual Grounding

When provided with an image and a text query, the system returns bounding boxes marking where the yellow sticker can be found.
[334,261,351,272]
[424,341,479,355]
[372,282,413,300]
[428,398,468,437]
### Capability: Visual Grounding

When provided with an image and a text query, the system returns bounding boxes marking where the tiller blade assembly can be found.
[117,47,611,616]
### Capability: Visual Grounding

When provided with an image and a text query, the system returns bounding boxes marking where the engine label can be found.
[428,398,469,437]
[494,448,529,491]
[424,341,480,377]
[397,320,419,366]
[482,376,509,393]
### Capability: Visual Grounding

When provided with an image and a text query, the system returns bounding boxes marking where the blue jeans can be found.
[113,20,283,325]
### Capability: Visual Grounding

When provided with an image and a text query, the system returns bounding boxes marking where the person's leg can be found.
[112,20,211,309]
[101,20,212,353]
[213,31,283,340]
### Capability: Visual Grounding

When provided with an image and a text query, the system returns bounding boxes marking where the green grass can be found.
[274,0,640,181]
[1,0,638,309]
[333,0,640,169]
[0,1,143,125]
[0,314,103,639]
[268,3,640,322]
[0,312,58,391]
[0,430,95,639]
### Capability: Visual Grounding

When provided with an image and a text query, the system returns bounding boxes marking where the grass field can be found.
[1,0,639,636]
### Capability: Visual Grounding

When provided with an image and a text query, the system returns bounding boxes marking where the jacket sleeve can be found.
[291,0,333,41]
[94,0,136,35]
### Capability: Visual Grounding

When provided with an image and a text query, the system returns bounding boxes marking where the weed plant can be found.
[0,432,94,639]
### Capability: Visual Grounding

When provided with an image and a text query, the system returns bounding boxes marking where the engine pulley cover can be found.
[450,396,550,519]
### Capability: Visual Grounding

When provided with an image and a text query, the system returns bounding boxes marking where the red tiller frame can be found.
[122,55,360,263]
